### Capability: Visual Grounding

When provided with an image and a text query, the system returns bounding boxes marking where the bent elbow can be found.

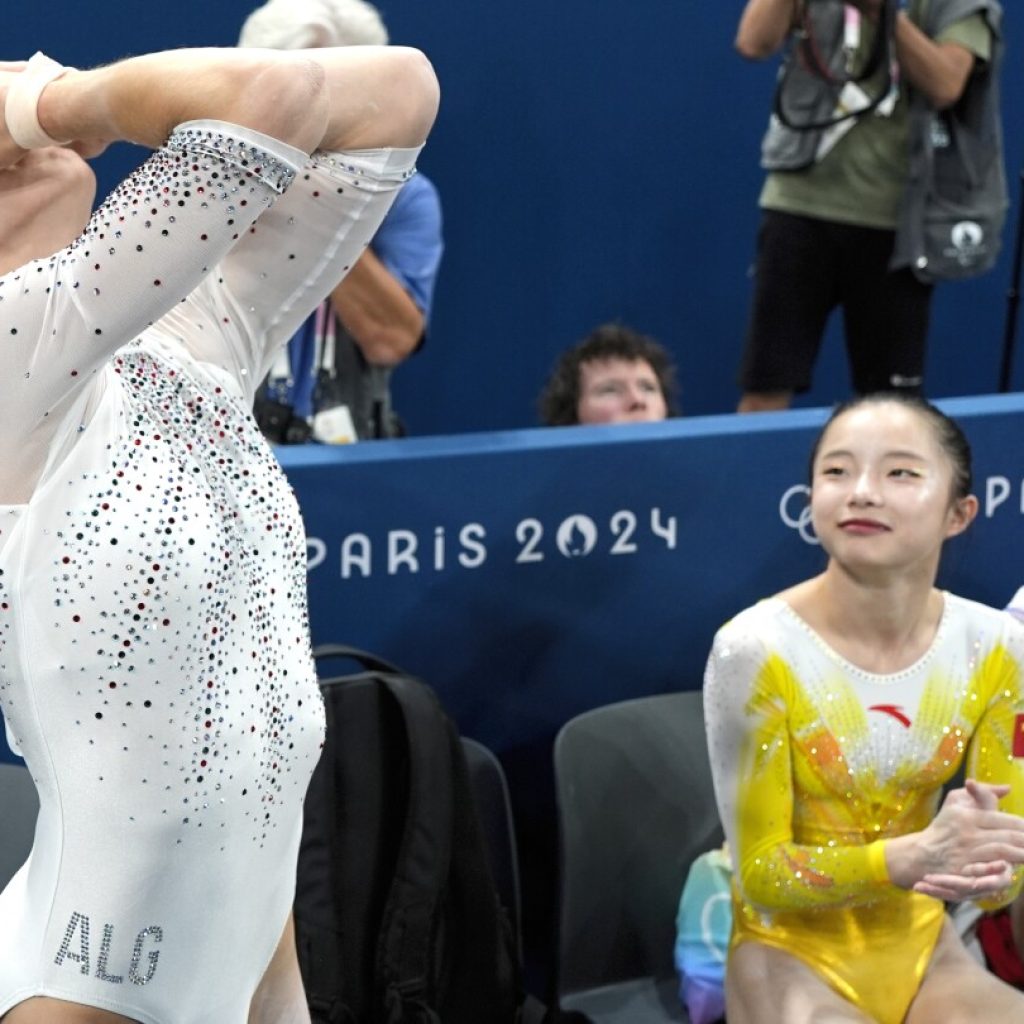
[929,64,973,112]
[247,57,329,152]
[390,48,441,147]
[358,326,421,367]
[735,32,777,61]
[931,86,963,112]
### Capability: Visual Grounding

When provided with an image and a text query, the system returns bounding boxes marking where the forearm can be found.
[330,249,424,366]
[894,15,975,109]
[885,830,930,891]
[34,44,437,162]
[736,0,799,60]
[965,687,1024,907]
[37,49,330,153]
[738,835,892,912]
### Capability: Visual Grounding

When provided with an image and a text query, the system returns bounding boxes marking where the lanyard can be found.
[844,4,900,114]
[316,300,337,375]
[844,5,862,68]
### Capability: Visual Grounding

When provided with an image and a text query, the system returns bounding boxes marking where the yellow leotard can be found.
[704,594,1024,1024]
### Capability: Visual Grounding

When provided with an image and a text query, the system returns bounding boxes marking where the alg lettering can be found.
[54,911,163,986]
[308,508,678,578]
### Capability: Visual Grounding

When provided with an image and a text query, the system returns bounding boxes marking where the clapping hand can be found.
[913,780,1024,902]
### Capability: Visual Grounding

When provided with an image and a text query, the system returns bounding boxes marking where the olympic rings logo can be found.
[778,485,819,546]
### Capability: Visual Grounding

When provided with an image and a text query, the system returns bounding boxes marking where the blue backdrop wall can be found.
[5,0,1023,434]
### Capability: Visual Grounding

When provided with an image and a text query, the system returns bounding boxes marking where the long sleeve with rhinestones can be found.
[705,602,1024,916]
[705,625,892,913]
[0,122,303,485]
[161,146,417,402]
[964,633,1024,909]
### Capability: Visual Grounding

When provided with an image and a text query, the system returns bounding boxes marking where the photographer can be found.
[735,0,1005,413]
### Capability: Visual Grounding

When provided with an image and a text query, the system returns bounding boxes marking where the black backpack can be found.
[294,644,523,1024]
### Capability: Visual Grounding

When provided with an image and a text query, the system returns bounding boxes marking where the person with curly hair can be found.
[538,324,680,426]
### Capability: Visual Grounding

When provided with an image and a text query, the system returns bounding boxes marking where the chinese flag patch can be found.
[1014,715,1024,758]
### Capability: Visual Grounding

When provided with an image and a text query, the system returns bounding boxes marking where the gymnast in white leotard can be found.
[0,46,438,1024]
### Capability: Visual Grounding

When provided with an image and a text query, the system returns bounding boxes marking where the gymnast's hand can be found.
[886,779,1024,901]
[0,61,108,166]
[912,781,1020,901]
[0,62,29,169]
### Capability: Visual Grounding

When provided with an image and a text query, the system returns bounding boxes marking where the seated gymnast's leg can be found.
[247,912,311,1024]
[726,940,872,1024]
[1,998,137,1023]
[905,915,1024,1023]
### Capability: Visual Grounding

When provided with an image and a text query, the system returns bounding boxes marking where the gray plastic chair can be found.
[0,761,38,890]
[554,691,724,1023]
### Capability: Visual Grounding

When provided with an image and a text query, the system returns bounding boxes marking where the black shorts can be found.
[738,209,934,395]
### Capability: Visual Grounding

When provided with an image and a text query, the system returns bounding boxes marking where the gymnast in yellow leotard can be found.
[704,394,1024,1024]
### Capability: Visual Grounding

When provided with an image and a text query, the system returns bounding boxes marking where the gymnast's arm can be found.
[178,46,439,392]
[705,626,892,912]
[909,626,1024,907]
[0,49,329,495]
[0,47,437,496]
[704,624,1024,914]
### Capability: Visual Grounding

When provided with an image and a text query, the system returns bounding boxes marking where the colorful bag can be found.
[674,844,733,1024]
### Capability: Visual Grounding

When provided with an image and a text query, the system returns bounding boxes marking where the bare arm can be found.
[849,2,978,110]
[893,13,976,110]
[736,0,799,60]
[299,46,439,152]
[329,249,424,367]
[32,49,329,160]
[30,45,438,163]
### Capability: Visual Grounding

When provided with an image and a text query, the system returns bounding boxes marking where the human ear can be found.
[944,494,979,539]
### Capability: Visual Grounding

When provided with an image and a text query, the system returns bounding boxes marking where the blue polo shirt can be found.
[278,171,443,417]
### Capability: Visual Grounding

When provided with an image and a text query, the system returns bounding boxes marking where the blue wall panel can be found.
[5,0,1022,434]
[6,394,1022,767]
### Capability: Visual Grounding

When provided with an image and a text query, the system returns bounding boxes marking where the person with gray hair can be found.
[239,0,388,49]
[241,0,444,442]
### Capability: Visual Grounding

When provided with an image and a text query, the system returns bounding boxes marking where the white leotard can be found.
[0,120,417,1023]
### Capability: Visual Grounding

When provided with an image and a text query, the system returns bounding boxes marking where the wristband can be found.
[5,51,73,149]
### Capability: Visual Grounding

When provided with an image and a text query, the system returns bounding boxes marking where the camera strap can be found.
[314,300,338,377]
[772,0,899,132]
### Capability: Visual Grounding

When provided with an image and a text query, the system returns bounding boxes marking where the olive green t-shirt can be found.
[760,2,992,229]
